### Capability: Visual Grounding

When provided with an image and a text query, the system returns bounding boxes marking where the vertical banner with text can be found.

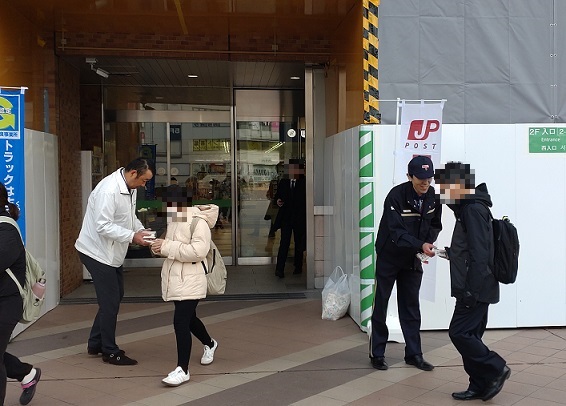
[394,100,444,184]
[0,87,26,241]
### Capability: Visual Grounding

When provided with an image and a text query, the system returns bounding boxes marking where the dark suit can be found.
[274,176,306,275]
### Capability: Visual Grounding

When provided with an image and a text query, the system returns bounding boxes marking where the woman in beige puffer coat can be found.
[151,204,220,387]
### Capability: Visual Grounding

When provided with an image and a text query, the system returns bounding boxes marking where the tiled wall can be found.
[56,32,331,63]
[57,59,84,295]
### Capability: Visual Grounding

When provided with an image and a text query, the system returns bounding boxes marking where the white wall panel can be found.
[326,123,566,331]
[13,130,60,337]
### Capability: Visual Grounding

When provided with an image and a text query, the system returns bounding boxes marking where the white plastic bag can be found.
[322,266,351,320]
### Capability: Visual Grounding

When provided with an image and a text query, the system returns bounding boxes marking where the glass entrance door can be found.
[235,119,305,264]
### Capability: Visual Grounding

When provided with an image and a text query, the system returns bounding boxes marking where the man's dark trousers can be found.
[370,256,423,358]
[78,252,124,355]
[276,221,305,274]
[449,301,506,392]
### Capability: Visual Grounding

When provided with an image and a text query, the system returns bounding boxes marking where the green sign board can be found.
[529,127,566,153]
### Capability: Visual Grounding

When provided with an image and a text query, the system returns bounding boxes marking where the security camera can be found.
[95,68,109,78]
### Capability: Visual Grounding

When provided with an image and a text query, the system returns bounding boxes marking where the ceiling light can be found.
[290,76,301,80]
[187,74,198,78]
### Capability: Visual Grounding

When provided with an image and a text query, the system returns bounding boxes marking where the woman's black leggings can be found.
[173,300,213,373]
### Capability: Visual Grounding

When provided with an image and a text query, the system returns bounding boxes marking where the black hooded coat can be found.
[447,183,499,305]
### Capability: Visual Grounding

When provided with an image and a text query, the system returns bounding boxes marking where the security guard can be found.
[369,155,442,371]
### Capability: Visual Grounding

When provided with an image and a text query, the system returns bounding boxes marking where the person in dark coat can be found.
[0,182,41,405]
[370,156,442,372]
[274,159,306,278]
[435,162,510,401]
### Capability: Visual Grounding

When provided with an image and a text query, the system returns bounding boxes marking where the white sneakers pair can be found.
[162,339,218,387]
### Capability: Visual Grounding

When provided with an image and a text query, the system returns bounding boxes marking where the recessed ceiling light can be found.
[155,96,164,100]
[187,74,198,78]
[290,76,301,80]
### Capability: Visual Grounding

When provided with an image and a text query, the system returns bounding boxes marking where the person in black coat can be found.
[370,156,442,372]
[0,182,41,405]
[274,159,306,278]
[435,162,510,402]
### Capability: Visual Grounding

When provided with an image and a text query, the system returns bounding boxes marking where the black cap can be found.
[408,156,434,179]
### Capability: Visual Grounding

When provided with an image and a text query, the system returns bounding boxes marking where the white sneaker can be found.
[162,366,190,387]
[200,339,218,365]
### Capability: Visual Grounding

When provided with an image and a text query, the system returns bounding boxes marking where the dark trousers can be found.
[173,300,212,373]
[370,257,423,359]
[449,301,506,392]
[78,252,124,355]
[0,294,33,404]
[276,221,305,273]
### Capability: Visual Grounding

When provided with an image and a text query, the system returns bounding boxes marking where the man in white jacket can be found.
[75,157,154,365]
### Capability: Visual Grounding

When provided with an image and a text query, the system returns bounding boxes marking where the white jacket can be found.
[75,168,144,267]
[161,205,219,301]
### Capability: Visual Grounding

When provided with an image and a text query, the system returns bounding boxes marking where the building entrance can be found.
[112,89,305,272]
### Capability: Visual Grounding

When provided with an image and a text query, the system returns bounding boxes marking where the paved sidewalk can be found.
[6,297,566,405]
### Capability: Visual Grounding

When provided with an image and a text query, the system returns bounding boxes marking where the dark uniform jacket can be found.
[447,183,499,305]
[375,181,442,268]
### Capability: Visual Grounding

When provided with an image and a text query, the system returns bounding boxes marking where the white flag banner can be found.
[394,100,445,184]
[394,100,445,302]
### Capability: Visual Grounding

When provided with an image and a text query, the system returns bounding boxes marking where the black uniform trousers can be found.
[78,252,124,355]
[449,301,506,392]
[276,221,305,274]
[370,256,423,359]
[0,294,33,403]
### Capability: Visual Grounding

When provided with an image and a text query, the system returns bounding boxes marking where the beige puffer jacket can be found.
[160,204,219,301]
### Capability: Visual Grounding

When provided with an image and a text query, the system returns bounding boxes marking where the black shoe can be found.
[405,354,434,371]
[371,356,388,370]
[482,365,511,401]
[451,390,484,401]
[87,346,102,356]
[102,350,138,366]
[275,271,284,278]
[20,368,41,405]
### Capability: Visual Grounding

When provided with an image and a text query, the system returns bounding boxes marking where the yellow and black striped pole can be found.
[363,0,380,124]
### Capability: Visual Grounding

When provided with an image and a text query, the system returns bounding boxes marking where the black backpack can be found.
[490,213,520,284]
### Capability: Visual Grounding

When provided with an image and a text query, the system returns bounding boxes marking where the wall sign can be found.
[529,127,566,153]
[0,87,26,241]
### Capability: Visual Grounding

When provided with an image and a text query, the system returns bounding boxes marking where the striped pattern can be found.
[363,0,381,124]
[8,295,560,405]
[359,128,376,330]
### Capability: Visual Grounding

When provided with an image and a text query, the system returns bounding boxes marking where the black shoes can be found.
[20,368,41,405]
[371,356,389,370]
[103,350,138,365]
[451,390,484,401]
[482,365,511,401]
[405,354,434,371]
[451,366,511,402]
[275,270,284,278]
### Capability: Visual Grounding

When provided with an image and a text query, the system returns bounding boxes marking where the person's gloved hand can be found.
[461,291,477,308]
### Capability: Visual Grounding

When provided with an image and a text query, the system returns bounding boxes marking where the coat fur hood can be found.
[192,204,219,229]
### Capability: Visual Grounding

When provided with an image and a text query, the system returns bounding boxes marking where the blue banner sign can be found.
[0,87,26,241]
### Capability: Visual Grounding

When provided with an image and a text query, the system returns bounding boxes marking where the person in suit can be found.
[274,159,306,278]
